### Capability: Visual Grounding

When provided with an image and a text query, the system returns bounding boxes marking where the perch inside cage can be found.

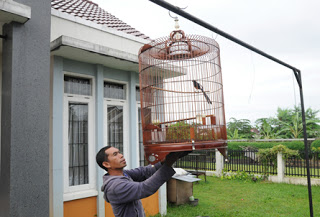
[139,29,227,164]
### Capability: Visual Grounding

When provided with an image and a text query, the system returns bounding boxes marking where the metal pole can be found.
[296,69,314,217]
[149,0,313,216]
[149,0,299,72]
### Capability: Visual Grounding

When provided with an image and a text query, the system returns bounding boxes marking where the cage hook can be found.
[168,5,188,19]
[168,11,180,30]
[168,5,188,30]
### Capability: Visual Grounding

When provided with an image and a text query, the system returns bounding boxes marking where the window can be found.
[63,75,96,200]
[136,86,140,102]
[107,105,124,153]
[138,107,146,166]
[136,86,146,166]
[104,82,126,100]
[68,103,89,186]
[64,76,91,96]
[104,81,128,165]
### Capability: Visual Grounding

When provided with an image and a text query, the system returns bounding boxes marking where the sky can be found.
[94,0,320,124]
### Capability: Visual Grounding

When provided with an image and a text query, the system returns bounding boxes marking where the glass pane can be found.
[68,103,89,186]
[107,105,124,153]
[64,76,91,96]
[104,82,126,100]
[138,108,145,166]
[136,86,140,102]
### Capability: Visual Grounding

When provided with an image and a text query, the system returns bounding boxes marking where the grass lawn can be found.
[152,176,320,217]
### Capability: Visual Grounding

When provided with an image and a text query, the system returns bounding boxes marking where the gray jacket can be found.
[101,162,175,217]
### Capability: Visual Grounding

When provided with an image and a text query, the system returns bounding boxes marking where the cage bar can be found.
[139,30,227,164]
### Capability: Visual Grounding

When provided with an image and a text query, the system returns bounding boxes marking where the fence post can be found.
[216,149,225,176]
[277,152,285,182]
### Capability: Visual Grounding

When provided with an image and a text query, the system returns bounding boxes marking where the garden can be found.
[151,175,320,217]
[153,106,320,216]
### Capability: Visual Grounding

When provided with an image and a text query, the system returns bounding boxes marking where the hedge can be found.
[227,141,305,151]
[311,139,320,149]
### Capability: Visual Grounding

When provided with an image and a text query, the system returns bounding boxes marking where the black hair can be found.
[96,146,112,171]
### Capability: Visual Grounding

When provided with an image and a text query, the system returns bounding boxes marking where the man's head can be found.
[96,146,127,172]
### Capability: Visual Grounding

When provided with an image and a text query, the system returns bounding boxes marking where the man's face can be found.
[104,147,127,170]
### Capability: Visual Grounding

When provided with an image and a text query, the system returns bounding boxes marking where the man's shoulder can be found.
[104,176,131,192]
[104,174,129,186]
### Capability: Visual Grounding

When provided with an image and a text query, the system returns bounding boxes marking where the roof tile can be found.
[51,0,150,40]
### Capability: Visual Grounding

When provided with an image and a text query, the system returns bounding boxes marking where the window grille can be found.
[64,76,91,96]
[107,105,124,153]
[104,82,126,100]
[68,103,89,186]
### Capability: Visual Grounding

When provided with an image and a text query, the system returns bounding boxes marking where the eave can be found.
[50,35,140,72]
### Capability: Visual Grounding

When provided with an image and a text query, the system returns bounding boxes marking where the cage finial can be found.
[169,11,180,30]
[174,17,179,30]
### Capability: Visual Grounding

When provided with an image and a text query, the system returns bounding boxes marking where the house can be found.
[1,0,167,216]
[0,1,50,217]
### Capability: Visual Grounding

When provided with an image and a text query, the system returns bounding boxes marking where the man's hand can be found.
[163,151,192,167]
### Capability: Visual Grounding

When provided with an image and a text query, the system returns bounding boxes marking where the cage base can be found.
[144,140,227,164]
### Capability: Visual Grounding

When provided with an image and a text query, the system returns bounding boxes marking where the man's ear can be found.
[102,161,111,169]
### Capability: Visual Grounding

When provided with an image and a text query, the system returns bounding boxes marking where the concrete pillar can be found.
[96,65,105,217]
[158,184,167,216]
[216,149,225,176]
[277,152,285,182]
[129,71,138,169]
[0,0,51,216]
[50,56,64,217]
[0,53,2,171]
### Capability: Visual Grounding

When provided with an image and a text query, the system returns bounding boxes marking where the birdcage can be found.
[139,30,227,164]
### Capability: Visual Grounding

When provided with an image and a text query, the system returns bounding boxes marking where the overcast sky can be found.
[94,0,320,124]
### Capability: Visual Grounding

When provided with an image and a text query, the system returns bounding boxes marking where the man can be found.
[96,146,189,217]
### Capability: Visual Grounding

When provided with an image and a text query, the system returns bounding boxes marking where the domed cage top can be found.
[139,30,227,164]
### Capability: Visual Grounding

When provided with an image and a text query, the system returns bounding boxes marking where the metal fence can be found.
[225,150,277,175]
[285,151,320,178]
[175,149,320,178]
[175,150,216,171]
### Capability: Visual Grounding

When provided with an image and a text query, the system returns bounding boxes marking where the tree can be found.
[255,118,280,139]
[277,106,320,138]
[227,128,246,140]
[227,118,253,139]
[226,106,320,140]
[278,113,303,138]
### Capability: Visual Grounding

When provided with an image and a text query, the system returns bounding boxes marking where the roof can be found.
[51,0,150,40]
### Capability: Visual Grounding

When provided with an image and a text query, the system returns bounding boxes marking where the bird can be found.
[192,80,212,104]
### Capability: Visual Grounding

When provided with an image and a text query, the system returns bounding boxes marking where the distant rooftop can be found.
[51,0,150,40]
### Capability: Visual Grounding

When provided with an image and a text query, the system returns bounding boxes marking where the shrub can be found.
[166,122,191,141]
[257,145,300,174]
[227,141,305,151]
[221,169,267,182]
[311,139,320,149]
[166,121,214,142]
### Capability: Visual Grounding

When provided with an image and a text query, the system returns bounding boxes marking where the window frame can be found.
[136,103,145,166]
[104,80,127,101]
[103,79,129,168]
[136,86,145,166]
[63,73,97,201]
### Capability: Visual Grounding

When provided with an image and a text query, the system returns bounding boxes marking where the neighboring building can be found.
[1,0,167,216]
